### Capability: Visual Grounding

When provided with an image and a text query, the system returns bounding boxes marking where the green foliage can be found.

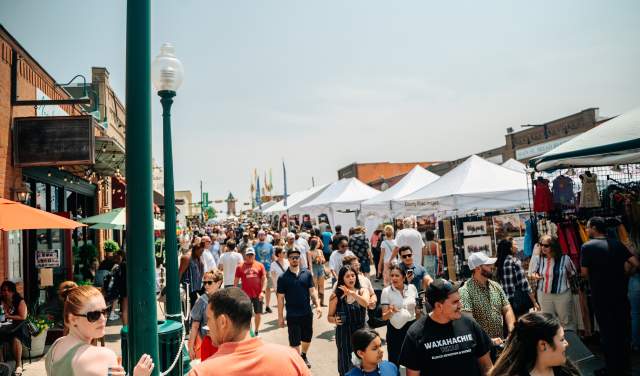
[27,301,55,335]
[103,239,120,253]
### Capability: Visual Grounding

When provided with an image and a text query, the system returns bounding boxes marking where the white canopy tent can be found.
[501,158,528,174]
[301,178,380,230]
[532,106,640,171]
[360,165,439,221]
[253,200,277,213]
[263,184,330,215]
[395,155,530,214]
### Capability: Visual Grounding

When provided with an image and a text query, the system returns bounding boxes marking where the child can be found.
[347,329,398,376]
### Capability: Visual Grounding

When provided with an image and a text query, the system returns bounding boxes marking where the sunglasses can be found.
[288,256,300,260]
[540,243,551,248]
[401,254,413,259]
[203,280,221,286]
[74,308,109,323]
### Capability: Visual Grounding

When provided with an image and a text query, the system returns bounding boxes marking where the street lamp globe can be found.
[151,43,184,92]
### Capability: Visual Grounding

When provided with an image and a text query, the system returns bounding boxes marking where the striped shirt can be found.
[532,254,576,294]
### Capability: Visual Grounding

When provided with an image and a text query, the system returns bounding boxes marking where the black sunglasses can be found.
[74,308,109,323]
[401,253,413,258]
[203,280,221,286]
[288,255,300,260]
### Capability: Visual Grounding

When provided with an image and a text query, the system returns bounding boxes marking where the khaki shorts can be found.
[266,273,274,289]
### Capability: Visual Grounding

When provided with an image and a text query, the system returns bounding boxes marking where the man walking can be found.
[400,279,493,375]
[459,252,515,348]
[397,246,433,293]
[254,230,275,313]
[581,216,639,375]
[329,237,354,285]
[218,240,243,288]
[188,288,310,375]
[348,226,374,276]
[277,248,322,368]
[234,248,267,335]
[393,217,425,267]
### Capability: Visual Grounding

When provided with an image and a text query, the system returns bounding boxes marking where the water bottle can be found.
[0,305,5,322]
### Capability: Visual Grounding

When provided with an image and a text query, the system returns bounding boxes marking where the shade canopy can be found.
[501,158,527,174]
[396,155,530,213]
[81,207,165,230]
[301,178,380,212]
[0,198,85,231]
[264,184,330,215]
[361,165,439,219]
[531,107,640,171]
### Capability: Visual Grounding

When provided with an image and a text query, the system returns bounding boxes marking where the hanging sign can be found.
[35,249,61,268]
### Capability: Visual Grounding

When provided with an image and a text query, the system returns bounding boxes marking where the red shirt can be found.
[235,261,265,298]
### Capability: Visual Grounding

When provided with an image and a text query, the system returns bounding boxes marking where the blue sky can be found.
[2,1,639,209]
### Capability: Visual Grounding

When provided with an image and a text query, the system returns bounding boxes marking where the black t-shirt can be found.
[581,238,632,307]
[399,315,491,376]
[277,268,314,318]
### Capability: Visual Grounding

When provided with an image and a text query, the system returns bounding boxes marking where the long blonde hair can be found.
[384,225,394,238]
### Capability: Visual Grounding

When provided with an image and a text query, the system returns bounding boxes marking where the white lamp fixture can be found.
[151,43,184,92]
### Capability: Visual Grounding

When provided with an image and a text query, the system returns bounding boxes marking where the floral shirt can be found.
[459,278,509,338]
[348,233,370,264]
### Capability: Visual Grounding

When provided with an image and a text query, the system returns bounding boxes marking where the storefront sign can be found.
[515,135,575,160]
[35,249,61,268]
[13,115,95,167]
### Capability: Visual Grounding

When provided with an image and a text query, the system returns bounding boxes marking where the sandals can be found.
[14,366,23,376]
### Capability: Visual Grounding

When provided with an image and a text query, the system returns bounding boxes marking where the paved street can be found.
[23,279,400,376]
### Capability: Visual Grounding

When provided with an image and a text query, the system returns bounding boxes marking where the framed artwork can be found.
[463,220,487,236]
[463,236,493,259]
[492,214,524,240]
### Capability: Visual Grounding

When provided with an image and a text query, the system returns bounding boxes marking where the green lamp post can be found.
[124,0,160,372]
[151,42,184,321]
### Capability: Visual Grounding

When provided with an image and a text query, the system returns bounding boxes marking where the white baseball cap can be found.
[467,252,497,270]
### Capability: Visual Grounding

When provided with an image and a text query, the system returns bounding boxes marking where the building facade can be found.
[338,162,439,186]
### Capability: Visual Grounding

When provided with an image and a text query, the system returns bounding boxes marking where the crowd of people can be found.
[37,213,639,375]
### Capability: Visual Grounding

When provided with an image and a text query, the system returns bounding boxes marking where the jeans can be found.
[629,274,640,349]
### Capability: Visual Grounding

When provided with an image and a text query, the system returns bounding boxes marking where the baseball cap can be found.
[426,279,460,307]
[286,248,301,257]
[245,247,256,255]
[467,252,497,270]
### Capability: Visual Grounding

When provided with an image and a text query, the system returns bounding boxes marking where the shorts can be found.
[360,259,371,274]
[312,263,324,278]
[251,297,264,314]
[266,273,274,289]
[287,314,313,346]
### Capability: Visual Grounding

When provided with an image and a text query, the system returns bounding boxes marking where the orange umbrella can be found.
[0,198,86,231]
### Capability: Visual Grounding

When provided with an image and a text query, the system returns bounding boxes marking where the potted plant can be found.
[103,239,120,254]
[22,312,54,358]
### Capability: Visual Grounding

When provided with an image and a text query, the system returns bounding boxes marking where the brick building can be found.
[338,162,439,189]
[0,25,124,302]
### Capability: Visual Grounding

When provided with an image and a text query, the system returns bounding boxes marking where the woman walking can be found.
[490,312,580,376]
[45,285,154,376]
[328,266,370,375]
[188,269,223,360]
[380,265,418,367]
[496,238,539,317]
[378,225,396,287]
[307,238,327,306]
[530,235,577,331]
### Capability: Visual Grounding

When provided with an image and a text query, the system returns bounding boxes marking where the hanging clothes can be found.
[579,172,600,208]
[577,222,589,243]
[524,218,537,258]
[563,225,580,267]
[552,175,575,206]
[537,219,557,238]
[534,178,554,213]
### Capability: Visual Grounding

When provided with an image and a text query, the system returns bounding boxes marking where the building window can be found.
[7,231,23,282]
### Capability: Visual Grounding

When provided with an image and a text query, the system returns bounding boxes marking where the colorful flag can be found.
[255,176,262,207]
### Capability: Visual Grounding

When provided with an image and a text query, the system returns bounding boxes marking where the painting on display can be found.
[463,236,493,259]
[463,220,487,236]
[492,214,524,240]
[417,214,438,233]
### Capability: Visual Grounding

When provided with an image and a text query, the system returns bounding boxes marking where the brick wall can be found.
[355,162,437,185]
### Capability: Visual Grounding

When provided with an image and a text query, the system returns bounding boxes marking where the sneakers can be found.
[265,307,272,314]
[301,353,311,368]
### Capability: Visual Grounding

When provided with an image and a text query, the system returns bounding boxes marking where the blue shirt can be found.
[399,263,428,292]
[276,268,314,317]
[254,242,274,272]
[321,232,333,254]
[345,361,398,376]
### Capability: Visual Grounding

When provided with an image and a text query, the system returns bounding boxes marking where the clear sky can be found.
[2,0,639,209]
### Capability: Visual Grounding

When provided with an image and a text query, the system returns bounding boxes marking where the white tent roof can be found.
[263,184,329,214]
[532,107,640,171]
[301,178,381,211]
[396,155,530,213]
[501,158,527,173]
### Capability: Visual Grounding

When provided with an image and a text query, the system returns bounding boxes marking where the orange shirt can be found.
[188,337,310,376]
